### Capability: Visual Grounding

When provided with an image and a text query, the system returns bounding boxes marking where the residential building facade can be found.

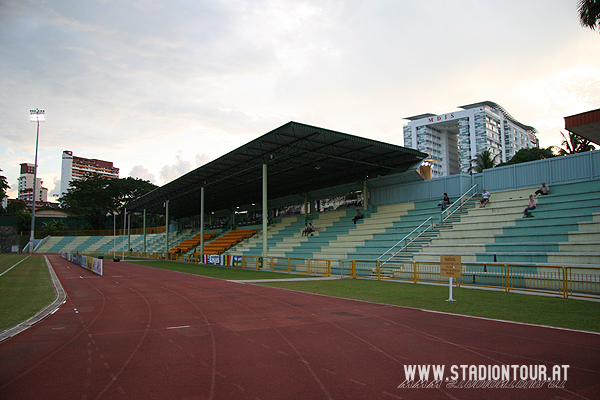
[18,163,48,203]
[403,101,539,178]
[60,150,120,196]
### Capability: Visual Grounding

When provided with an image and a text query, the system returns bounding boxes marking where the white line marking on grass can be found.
[422,309,600,336]
[0,255,30,277]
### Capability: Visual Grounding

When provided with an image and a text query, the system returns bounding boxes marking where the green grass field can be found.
[122,259,318,280]
[2,256,599,334]
[257,279,600,333]
[0,255,55,332]
[128,260,600,333]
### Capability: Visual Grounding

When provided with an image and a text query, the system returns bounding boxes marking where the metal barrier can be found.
[83,251,330,277]
[81,251,597,298]
[565,266,600,299]
[340,259,600,299]
[266,257,331,276]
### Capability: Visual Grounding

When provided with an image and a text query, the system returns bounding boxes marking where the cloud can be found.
[158,153,193,184]
[195,153,210,167]
[47,176,61,200]
[129,165,156,183]
[0,0,598,198]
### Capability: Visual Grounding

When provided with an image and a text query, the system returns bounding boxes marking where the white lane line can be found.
[0,255,30,277]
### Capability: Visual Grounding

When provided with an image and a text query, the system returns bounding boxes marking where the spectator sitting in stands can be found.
[438,193,451,211]
[302,223,309,236]
[308,223,315,236]
[523,195,536,218]
[534,182,550,197]
[479,189,491,208]
[352,209,364,224]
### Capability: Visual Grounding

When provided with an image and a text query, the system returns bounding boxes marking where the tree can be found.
[578,0,600,32]
[6,200,26,216]
[559,131,596,155]
[496,147,556,167]
[16,209,31,233]
[0,172,9,200]
[469,149,498,173]
[43,219,67,234]
[1,170,10,214]
[60,175,157,230]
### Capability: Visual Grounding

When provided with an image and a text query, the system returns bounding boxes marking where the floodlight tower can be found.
[28,108,45,254]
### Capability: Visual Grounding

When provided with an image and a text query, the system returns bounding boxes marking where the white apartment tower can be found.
[18,163,48,203]
[60,151,120,196]
[403,101,539,178]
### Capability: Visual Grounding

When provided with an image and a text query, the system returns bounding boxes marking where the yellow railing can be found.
[81,251,331,277]
[77,251,598,298]
[340,259,600,300]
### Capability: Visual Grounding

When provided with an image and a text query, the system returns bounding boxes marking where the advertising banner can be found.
[61,252,103,276]
[201,255,243,266]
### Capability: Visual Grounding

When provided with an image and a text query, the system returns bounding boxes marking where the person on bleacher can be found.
[479,189,491,208]
[302,223,310,236]
[438,193,451,211]
[534,182,550,197]
[352,209,364,224]
[523,195,536,218]
[308,223,315,236]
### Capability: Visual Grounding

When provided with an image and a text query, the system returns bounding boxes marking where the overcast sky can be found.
[1,0,599,201]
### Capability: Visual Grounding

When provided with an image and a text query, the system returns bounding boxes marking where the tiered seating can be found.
[227,204,450,265]
[227,216,303,256]
[144,230,193,253]
[169,232,216,254]
[406,179,600,265]
[36,236,78,253]
[196,229,258,255]
[36,232,163,254]
[228,211,353,259]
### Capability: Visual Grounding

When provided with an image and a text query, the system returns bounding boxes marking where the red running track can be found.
[0,255,599,400]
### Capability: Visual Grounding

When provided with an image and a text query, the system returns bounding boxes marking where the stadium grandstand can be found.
[33,121,600,299]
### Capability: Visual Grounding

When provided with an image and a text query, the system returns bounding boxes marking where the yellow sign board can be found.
[440,255,462,278]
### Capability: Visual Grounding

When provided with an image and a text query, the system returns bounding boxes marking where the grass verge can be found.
[124,260,600,332]
[0,255,55,332]
[0,254,29,274]
[3,256,599,334]
[123,259,319,280]
[257,279,600,333]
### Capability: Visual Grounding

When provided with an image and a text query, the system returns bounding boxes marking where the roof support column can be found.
[122,209,127,259]
[127,213,131,255]
[165,200,169,258]
[363,180,369,210]
[304,193,308,218]
[200,186,205,262]
[262,163,268,268]
[143,208,146,253]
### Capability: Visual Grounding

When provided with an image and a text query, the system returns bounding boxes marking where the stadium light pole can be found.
[28,108,45,254]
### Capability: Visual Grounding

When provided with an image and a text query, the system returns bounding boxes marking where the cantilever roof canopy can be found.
[565,108,600,146]
[125,122,428,219]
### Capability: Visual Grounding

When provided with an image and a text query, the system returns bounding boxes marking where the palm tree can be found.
[559,131,596,155]
[578,0,600,32]
[469,149,498,173]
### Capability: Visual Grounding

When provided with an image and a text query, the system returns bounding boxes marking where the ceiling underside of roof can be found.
[565,109,600,146]
[125,122,428,218]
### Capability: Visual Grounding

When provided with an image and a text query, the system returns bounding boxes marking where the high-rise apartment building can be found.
[403,101,539,178]
[60,151,120,196]
[18,163,48,203]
